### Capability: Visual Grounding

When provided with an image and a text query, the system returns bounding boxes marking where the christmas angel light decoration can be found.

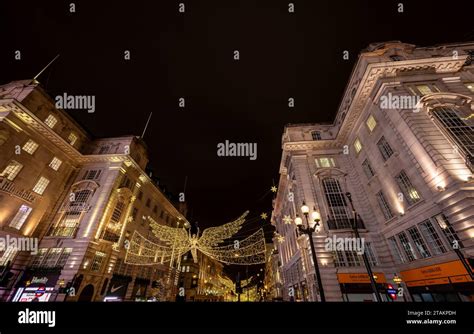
[125,211,266,266]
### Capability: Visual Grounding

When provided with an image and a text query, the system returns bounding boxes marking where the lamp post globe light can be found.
[294,202,326,302]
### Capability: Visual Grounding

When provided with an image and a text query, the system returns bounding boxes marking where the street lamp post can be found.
[345,192,382,302]
[294,202,326,302]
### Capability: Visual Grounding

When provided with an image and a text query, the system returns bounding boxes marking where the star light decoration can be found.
[125,211,267,266]
[260,212,268,220]
[271,186,277,193]
[282,215,292,225]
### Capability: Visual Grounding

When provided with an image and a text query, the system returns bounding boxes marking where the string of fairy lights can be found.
[125,211,267,266]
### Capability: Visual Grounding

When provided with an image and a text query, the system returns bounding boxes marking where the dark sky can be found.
[1,0,473,275]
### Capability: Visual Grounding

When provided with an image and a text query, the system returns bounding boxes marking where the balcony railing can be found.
[0,176,37,203]
[326,217,365,230]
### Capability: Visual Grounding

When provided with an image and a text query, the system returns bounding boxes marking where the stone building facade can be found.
[272,41,474,302]
[0,79,188,302]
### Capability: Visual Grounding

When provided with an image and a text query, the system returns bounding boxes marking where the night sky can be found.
[1,1,473,275]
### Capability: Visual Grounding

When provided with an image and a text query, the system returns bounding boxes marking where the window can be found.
[56,248,72,267]
[315,157,336,168]
[68,133,78,145]
[153,205,158,214]
[91,251,106,272]
[408,227,431,258]
[0,247,17,267]
[388,236,406,264]
[419,220,446,255]
[377,136,394,161]
[432,214,463,249]
[111,201,125,224]
[362,159,375,179]
[431,107,474,161]
[345,250,361,267]
[9,205,32,230]
[390,55,404,61]
[44,114,58,128]
[416,84,434,96]
[49,157,62,171]
[397,232,417,261]
[22,139,39,154]
[311,131,322,140]
[132,207,139,220]
[376,191,393,220]
[333,251,346,267]
[354,138,362,154]
[366,115,377,132]
[32,176,50,195]
[1,160,23,180]
[322,178,351,229]
[146,198,151,208]
[82,169,102,180]
[51,189,92,237]
[137,191,143,201]
[30,249,48,268]
[365,242,378,266]
[120,176,132,189]
[395,170,421,205]
[99,145,110,154]
[44,248,62,268]
[465,82,474,93]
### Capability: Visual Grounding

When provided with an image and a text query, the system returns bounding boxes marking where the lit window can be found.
[1,160,23,181]
[49,157,62,171]
[44,114,58,128]
[366,115,377,132]
[22,139,39,154]
[353,138,362,154]
[68,133,78,145]
[416,85,433,96]
[315,157,335,168]
[465,82,474,93]
[388,236,406,264]
[376,191,393,220]
[395,170,421,205]
[33,176,50,195]
[9,205,32,230]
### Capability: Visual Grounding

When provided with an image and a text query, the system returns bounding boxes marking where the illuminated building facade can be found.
[272,42,474,302]
[0,80,188,302]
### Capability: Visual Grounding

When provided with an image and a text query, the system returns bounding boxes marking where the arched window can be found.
[431,106,474,170]
[322,178,351,229]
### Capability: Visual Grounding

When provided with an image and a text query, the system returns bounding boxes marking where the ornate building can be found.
[0,79,188,302]
[272,41,474,302]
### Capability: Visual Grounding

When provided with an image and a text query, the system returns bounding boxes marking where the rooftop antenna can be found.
[141,112,153,138]
[33,54,60,83]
